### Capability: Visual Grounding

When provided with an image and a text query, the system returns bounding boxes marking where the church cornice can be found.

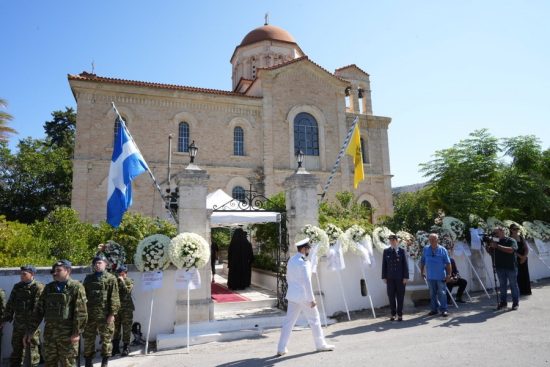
[72,90,262,116]
[335,64,370,77]
[68,72,262,99]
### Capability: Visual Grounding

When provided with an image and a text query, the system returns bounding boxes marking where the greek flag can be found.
[107,118,149,227]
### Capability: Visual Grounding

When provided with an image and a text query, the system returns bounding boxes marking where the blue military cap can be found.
[92,254,108,264]
[20,265,37,274]
[116,265,128,273]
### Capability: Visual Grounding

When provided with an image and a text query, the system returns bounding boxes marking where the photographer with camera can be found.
[488,227,519,310]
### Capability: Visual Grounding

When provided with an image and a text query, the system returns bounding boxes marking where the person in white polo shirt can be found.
[276,238,335,356]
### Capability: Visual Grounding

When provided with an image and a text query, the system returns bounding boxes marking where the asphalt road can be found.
[106,279,550,367]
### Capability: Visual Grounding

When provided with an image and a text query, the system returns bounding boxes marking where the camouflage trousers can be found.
[10,325,41,367]
[43,324,79,367]
[83,317,115,357]
[113,309,133,345]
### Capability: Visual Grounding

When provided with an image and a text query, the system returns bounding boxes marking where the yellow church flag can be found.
[346,124,364,189]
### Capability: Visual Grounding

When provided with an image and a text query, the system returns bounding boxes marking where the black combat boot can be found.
[101,356,109,367]
[85,357,93,367]
[121,343,130,356]
[112,339,120,355]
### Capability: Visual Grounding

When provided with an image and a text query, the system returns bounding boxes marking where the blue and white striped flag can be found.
[107,118,149,227]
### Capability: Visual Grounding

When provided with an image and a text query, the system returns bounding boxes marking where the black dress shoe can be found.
[441,311,449,317]
[389,316,396,321]
[397,316,403,321]
[428,311,438,316]
[496,302,507,310]
[511,304,519,311]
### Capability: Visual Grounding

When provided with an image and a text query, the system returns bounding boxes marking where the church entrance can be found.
[209,186,289,320]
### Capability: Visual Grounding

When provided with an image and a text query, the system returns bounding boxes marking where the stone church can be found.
[68,23,393,224]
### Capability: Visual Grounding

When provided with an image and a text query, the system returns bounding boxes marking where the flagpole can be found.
[111,102,178,223]
[320,116,359,201]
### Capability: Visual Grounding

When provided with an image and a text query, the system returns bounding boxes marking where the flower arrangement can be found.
[301,224,329,256]
[533,220,550,242]
[438,228,455,251]
[487,217,508,235]
[342,225,368,255]
[96,240,127,272]
[168,232,210,270]
[372,226,393,251]
[134,234,171,272]
[442,217,466,241]
[324,223,351,253]
[503,220,526,237]
[468,214,488,231]
[523,220,550,242]
[396,230,421,260]
[415,230,430,249]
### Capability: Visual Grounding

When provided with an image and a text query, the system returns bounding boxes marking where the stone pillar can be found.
[284,171,320,254]
[175,167,213,323]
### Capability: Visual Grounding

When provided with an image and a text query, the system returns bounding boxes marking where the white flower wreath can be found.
[134,234,171,272]
[324,224,351,253]
[168,232,211,270]
[344,225,368,254]
[523,220,550,242]
[533,220,550,242]
[442,217,466,241]
[396,230,422,260]
[301,224,329,256]
[415,230,430,250]
[372,226,393,251]
[468,214,488,231]
[97,240,127,272]
[487,217,508,236]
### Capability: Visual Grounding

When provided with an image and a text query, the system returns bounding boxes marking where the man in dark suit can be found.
[382,234,409,321]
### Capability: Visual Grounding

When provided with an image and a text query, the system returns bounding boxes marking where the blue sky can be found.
[2,0,549,187]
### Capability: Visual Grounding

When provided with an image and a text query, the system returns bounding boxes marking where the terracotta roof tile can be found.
[334,64,370,76]
[68,72,261,99]
[257,56,350,84]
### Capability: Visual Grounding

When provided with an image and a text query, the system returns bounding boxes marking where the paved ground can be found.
[101,279,550,366]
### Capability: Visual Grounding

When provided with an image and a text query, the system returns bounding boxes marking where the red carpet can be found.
[211,282,250,303]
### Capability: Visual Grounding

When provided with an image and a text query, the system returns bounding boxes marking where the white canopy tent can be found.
[207,189,281,226]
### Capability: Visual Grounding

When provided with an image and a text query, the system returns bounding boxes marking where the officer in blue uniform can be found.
[382,234,409,321]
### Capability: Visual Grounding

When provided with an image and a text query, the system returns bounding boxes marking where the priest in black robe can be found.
[227,228,254,290]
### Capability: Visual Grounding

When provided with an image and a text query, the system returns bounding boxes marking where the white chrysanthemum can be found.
[487,217,508,235]
[301,224,329,256]
[372,226,393,251]
[533,220,550,241]
[396,230,421,260]
[469,214,488,231]
[134,234,171,272]
[168,232,210,270]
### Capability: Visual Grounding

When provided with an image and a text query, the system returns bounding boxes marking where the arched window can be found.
[232,186,246,203]
[360,137,369,163]
[114,117,128,142]
[234,127,244,156]
[178,122,189,152]
[293,112,319,156]
[361,200,373,223]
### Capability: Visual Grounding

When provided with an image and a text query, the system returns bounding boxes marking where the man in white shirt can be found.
[277,238,335,356]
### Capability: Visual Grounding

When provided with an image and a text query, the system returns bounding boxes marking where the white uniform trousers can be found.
[277,300,327,352]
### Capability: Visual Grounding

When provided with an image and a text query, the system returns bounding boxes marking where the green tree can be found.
[0,98,17,142]
[382,188,437,234]
[0,215,53,267]
[419,129,502,222]
[0,138,72,222]
[88,212,177,262]
[319,191,374,231]
[43,107,76,156]
[496,136,550,221]
[31,207,95,265]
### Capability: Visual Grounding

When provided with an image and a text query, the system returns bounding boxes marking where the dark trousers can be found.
[447,278,467,299]
[386,279,405,316]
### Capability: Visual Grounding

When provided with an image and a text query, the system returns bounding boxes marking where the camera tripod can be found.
[486,243,500,306]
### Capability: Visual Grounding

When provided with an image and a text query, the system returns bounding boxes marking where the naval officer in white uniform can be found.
[277,238,335,356]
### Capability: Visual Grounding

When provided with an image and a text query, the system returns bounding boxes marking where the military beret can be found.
[295,237,311,249]
[92,254,108,264]
[116,265,128,273]
[51,259,72,273]
[20,265,37,274]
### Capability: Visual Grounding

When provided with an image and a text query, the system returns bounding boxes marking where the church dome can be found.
[240,24,297,47]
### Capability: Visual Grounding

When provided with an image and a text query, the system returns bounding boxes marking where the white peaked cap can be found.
[295,237,311,248]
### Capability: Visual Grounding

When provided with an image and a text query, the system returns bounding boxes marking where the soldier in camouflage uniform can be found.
[112,265,134,357]
[2,265,44,367]
[26,260,88,367]
[83,254,120,367]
